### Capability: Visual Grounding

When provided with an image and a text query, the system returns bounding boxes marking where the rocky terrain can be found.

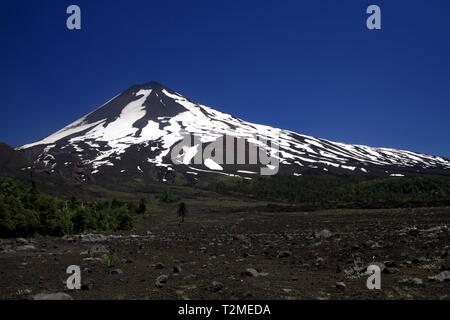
[1,206,449,300]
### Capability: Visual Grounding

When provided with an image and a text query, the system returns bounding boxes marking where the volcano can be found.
[17,81,450,185]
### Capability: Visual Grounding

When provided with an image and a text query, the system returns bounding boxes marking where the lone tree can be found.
[177,202,187,223]
[136,198,146,214]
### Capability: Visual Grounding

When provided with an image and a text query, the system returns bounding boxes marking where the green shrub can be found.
[0,178,137,238]
[101,253,122,268]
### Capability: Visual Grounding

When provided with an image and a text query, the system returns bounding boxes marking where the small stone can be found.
[16,238,29,245]
[242,268,259,277]
[209,281,224,293]
[173,265,182,274]
[276,251,292,258]
[155,274,169,288]
[413,257,429,264]
[110,269,123,275]
[336,282,346,290]
[407,228,420,237]
[154,262,165,270]
[399,278,423,286]
[241,268,268,277]
[314,229,333,240]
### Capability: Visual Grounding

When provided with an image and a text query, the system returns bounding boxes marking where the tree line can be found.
[207,174,450,209]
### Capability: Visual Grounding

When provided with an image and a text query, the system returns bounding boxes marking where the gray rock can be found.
[314,229,333,240]
[209,281,224,293]
[33,292,73,300]
[233,234,247,241]
[0,244,15,254]
[155,274,169,288]
[16,289,32,296]
[16,244,36,251]
[336,282,346,290]
[88,244,109,255]
[276,251,292,258]
[423,225,447,234]
[241,268,268,277]
[110,269,123,275]
[399,278,423,286]
[80,234,107,242]
[242,268,259,277]
[16,238,29,245]
[154,262,165,270]
[428,271,450,282]
[413,257,429,264]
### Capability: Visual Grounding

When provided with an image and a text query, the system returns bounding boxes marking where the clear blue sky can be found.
[1,0,449,157]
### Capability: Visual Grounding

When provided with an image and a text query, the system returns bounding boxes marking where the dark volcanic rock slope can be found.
[17,82,450,184]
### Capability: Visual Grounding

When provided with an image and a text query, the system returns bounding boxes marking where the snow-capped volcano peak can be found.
[19,82,450,183]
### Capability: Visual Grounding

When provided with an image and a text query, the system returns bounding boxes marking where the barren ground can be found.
[1,206,449,300]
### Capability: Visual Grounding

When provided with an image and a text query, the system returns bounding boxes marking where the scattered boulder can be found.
[413,257,430,264]
[16,238,29,245]
[0,244,15,254]
[208,281,224,293]
[407,227,420,237]
[423,225,448,234]
[428,271,450,282]
[155,274,169,288]
[276,251,292,259]
[16,289,32,296]
[314,229,333,240]
[153,262,165,270]
[242,268,259,277]
[88,245,109,255]
[16,244,36,251]
[80,234,107,243]
[233,234,247,241]
[241,268,268,277]
[399,278,423,286]
[336,282,346,290]
[110,269,123,275]
[173,265,182,274]
[32,292,73,300]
